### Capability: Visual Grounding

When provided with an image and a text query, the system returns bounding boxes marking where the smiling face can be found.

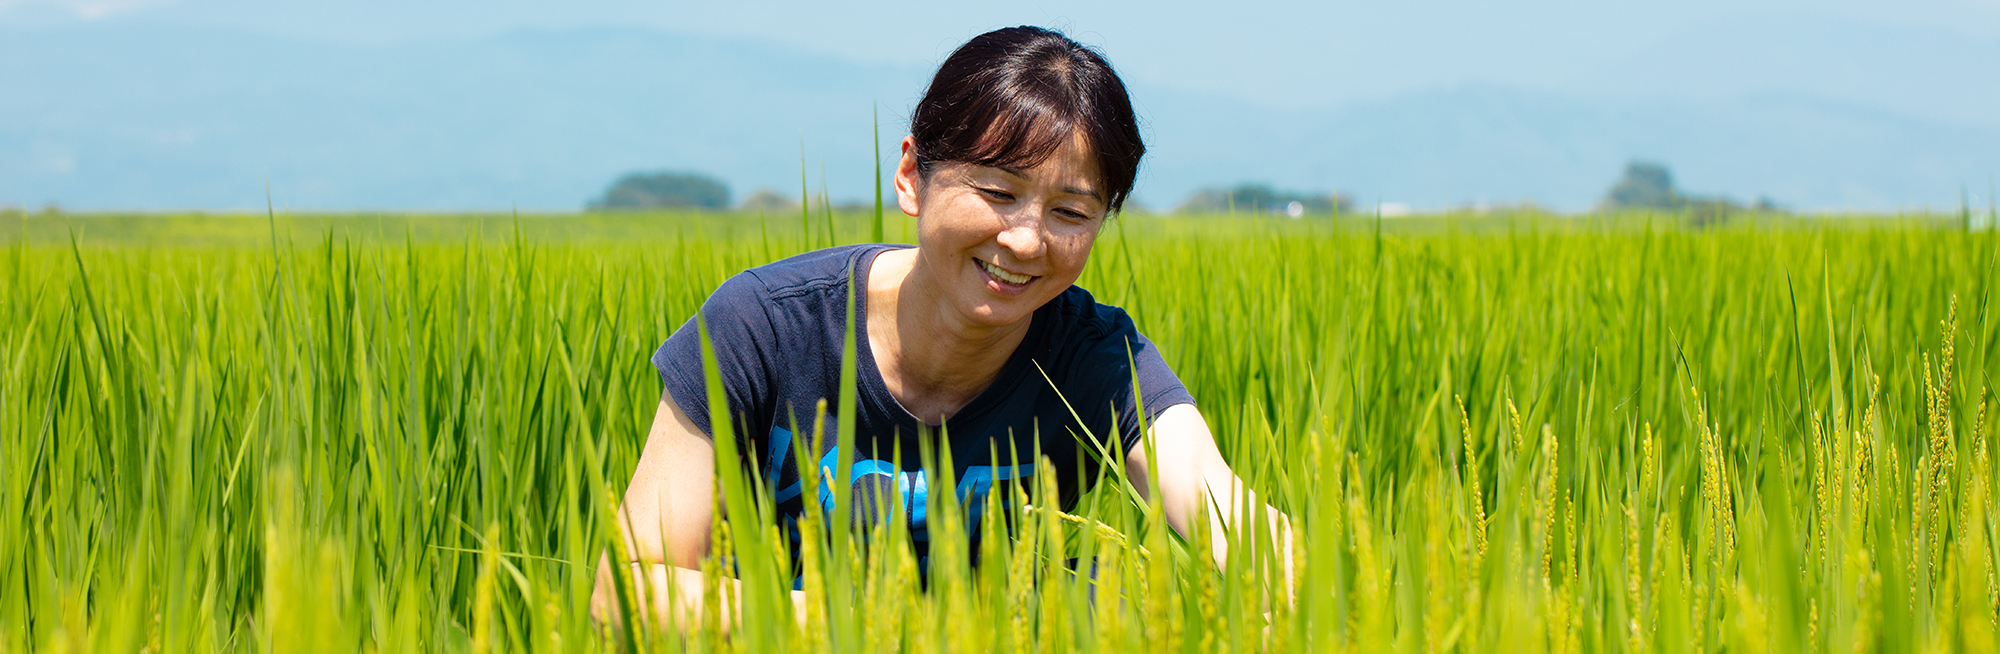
[895,133,1109,331]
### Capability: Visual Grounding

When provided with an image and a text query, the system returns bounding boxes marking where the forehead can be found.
[969,133,1104,196]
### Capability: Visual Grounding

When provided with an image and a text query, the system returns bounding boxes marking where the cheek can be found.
[935,198,1008,236]
[913,199,983,248]
[1055,230,1098,270]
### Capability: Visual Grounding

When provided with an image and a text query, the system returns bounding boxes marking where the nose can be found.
[994,212,1046,262]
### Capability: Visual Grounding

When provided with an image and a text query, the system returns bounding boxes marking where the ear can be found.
[893,136,923,218]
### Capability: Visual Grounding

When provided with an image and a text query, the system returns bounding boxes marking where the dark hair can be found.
[909,26,1144,215]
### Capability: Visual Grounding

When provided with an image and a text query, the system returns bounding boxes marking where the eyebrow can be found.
[993,165,1105,202]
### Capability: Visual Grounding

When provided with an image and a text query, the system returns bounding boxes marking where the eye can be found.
[975,187,1015,202]
[1054,207,1094,222]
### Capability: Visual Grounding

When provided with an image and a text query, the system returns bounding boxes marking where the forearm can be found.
[1178,479,1298,613]
[590,555,807,635]
[1184,473,1294,571]
[1130,404,1296,587]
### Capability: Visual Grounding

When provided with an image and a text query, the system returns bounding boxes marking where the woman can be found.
[593,25,1289,628]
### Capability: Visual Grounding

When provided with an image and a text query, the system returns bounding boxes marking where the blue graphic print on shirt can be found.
[762,425,1037,542]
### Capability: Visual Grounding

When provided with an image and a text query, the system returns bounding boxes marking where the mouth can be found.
[976,258,1036,287]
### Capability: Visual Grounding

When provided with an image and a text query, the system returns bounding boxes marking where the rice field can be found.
[2,209,1996,652]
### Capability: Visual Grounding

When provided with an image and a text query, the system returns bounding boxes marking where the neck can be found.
[867,248,1032,425]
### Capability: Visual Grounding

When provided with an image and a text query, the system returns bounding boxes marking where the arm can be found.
[589,390,806,633]
[1124,403,1294,577]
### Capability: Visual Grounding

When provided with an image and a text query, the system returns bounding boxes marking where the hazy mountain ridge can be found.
[1,24,930,210]
[1145,85,2000,211]
[3,23,1995,211]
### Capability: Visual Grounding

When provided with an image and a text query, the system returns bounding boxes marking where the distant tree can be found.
[1178,183,1352,216]
[589,171,730,210]
[1601,160,1786,227]
[1603,161,1681,209]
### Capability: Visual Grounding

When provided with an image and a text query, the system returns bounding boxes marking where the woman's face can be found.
[895,133,1109,330]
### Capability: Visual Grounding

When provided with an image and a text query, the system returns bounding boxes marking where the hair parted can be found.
[909,26,1145,215]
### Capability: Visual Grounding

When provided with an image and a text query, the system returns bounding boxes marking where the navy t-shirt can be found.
[653,244,1194,565]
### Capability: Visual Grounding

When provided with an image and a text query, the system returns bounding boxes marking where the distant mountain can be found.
[3,23,1996,211]
[0,24,929,210]
[1142,85,2000,211]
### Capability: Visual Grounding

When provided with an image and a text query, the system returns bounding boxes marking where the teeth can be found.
[978,259,1032,285]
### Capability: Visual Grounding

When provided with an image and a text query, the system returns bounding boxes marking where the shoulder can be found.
[696,243,908,349]
[697,245,892,318]
[1041,285,1137,344]
[1033,285,1145,372]
[1033,286,1194,428]
[741,244,900,303]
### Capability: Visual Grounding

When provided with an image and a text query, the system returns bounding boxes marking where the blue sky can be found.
[8,0,1994,118]
[5,0,1999,210]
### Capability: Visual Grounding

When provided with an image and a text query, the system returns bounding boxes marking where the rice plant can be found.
[1,210,1994,652]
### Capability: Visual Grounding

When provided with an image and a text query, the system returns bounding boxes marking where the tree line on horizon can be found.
[1600,160,1785,226]
[588,170,1361,216]
[592,162,1788,220]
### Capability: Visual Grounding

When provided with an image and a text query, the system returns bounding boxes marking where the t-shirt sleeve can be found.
[1115,330,1197,456]
[652,272,775,441]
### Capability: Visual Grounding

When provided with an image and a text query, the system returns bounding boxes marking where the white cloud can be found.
[0,0,177,20]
